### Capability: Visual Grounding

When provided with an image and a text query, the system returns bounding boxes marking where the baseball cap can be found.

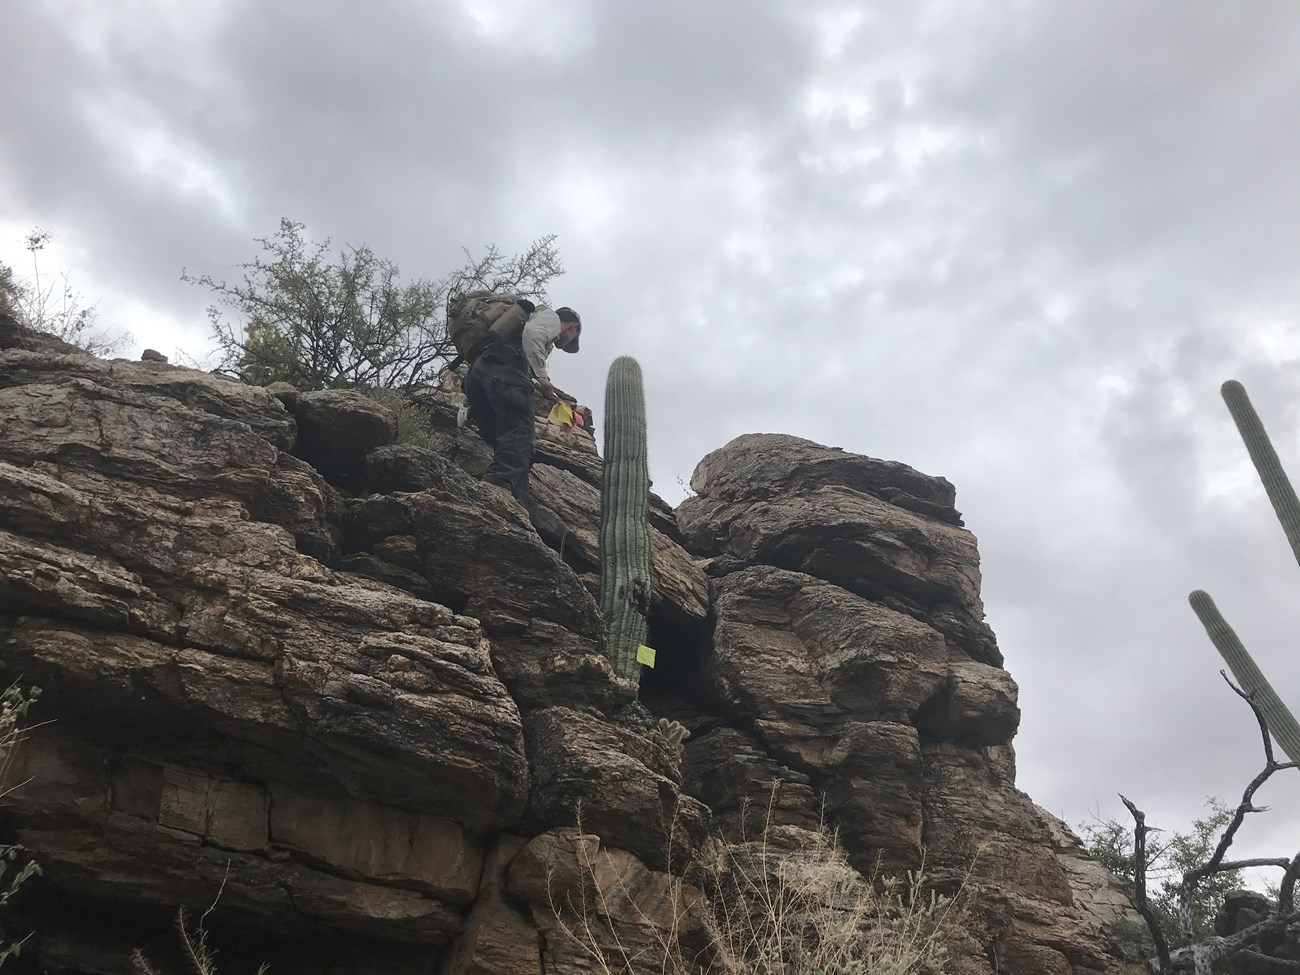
[556,307,581,352]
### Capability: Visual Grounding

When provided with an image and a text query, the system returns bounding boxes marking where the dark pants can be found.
[464,344,535,505]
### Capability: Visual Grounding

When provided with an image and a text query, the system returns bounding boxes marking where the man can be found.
[463,302,581,506]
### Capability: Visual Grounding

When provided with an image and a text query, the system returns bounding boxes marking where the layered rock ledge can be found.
[0,325,1137,975]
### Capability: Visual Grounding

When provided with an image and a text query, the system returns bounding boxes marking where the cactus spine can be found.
[600,356,651,681]
[1190,380,1300,764]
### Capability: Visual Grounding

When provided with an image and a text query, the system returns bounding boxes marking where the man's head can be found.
[556,307,581,353]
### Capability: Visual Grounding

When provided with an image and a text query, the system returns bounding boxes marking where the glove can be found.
[516,298,536,315]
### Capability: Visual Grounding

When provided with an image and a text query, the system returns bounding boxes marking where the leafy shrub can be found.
[361,387,439,451]
[186,219,562,391]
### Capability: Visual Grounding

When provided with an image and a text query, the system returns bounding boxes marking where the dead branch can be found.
[1167,910,1300,973]
[1120,793,1173,971]
[1279,854,1300,915]
[1239,949,1300,972]
[1176,676,1300,939]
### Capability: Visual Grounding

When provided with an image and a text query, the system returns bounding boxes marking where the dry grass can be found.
[131,907,269,975]
[0,683,43,967]
[0,683,40,799]
[548,791,965,975]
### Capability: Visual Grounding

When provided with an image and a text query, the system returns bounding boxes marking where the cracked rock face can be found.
[0,340,707,973]
[0,334,1139,975]
[678,433,1001,665]
[0,354,530,961]
[676,434,1137,975]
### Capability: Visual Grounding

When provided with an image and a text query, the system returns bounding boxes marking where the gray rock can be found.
[678,473,1000,664]
[289,388,397,486]
[688,432,961,521]
[529,464,709,624]
[0,348,298,450]
[917,659,1022,746]
[523,707,708,870]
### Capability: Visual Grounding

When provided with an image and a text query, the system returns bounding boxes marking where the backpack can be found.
[447,291,530,363]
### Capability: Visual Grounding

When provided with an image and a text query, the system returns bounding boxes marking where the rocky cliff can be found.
[0,317,1137,974]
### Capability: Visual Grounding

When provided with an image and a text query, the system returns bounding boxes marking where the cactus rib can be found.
[1221,380,1300,570]
[1188,380,1300,766]
[599,356,651,681]
[1189,590,1300,764]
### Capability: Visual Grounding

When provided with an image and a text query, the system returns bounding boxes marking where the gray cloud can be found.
[4,0,1300,863]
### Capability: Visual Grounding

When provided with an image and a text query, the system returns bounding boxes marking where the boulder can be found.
[343,453,602,638]
[679,447,1000,663]
[0,348,298,450]
[917,659,1021,746]
[0,309,83,353]
[921,744,1120,974]
[823,721,925,870]
[366,443,446,493]
[268,788,484,901]
[680,727,821,838]
[1037,807,1149,947]
[6,728,467,946]
[0,377,333,559]
[444,836,542,975]
[0,342,1138,975]
[688,432,962,524]
[2,605,528,831]
[509,829,707,975]
[0,355,536,953]
[523,708,708,869]
[1215,889,1275,937]
[707,565,949,765]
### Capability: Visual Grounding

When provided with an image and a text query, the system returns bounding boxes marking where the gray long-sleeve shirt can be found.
[521,307,563,383]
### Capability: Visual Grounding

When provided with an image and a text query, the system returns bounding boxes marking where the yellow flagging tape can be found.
[636,644,657,668]
[547,402,576,428]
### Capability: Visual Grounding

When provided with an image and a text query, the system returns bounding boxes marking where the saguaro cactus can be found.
[1222,380,1300,568]
[1189,590,1300,763]
[600,356,651,681]
[1191,380,1300,764]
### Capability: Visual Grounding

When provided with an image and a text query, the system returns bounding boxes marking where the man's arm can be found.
[522,310,562,387]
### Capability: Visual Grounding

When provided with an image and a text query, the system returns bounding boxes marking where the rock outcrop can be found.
[679,434,1001,665]
[674,434,1136,974]
[0,327,1139,974]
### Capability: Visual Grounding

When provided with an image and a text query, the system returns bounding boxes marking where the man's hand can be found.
[537,377,558,401]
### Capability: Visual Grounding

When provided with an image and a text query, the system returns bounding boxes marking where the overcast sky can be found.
[4,0,1300,869]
